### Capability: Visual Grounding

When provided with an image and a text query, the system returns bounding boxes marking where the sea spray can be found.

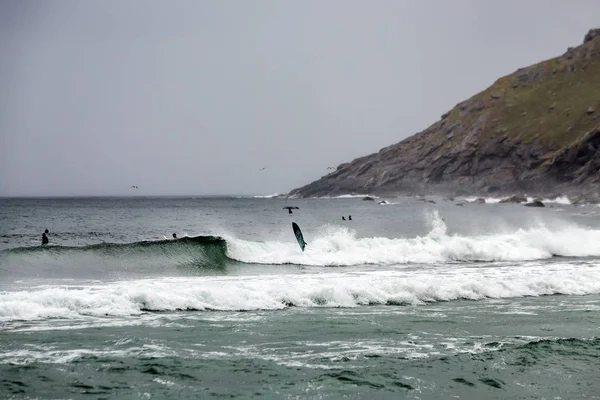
[226,222,600,265]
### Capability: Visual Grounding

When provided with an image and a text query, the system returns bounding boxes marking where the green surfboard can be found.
[292,222,307,252]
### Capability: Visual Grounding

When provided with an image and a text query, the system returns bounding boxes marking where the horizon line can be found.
[0,193,286,199]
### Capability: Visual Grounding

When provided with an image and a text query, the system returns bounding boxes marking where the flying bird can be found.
[326,166,335,170]
[131,185,138,189]
[283,206,299,214]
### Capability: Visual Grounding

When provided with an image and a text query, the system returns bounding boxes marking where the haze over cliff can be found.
[289,29,600,199]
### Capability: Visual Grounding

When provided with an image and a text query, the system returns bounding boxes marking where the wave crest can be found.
[2,263,600,321]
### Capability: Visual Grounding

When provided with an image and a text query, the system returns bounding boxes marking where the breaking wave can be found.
[1,262,600,320]
[0,236,230,275]
[462,195,573,205]
[226,212,600,265]
[3,213,600,269]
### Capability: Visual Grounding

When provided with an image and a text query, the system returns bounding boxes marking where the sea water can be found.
[1,196,599,399]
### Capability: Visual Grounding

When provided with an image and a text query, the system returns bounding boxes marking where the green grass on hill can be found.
[498,58,600,149]
[439,39,600,153]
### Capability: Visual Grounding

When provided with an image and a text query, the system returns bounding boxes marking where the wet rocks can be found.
[500,195,527,204]
[524,200,545,207]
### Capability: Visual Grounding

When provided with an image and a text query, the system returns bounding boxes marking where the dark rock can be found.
[500,195,527,204]
[570,195,584,205]
[471,198,486,204]
[524,200,545,207]
[362,196,375,201]
[584,28,600,43]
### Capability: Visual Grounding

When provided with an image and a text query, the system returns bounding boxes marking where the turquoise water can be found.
[1,196,600,399]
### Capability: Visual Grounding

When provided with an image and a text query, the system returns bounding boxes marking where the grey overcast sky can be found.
[1,1,599,196]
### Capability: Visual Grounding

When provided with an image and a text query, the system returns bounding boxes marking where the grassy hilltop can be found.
[289,29,600,199]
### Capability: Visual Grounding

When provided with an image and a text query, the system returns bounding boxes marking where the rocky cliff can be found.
[288,29,600,199]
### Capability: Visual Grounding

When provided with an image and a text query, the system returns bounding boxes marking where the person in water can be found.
[172,233,177,239]
[41,229,49,245]
[348,215,352,220]
[342,216,346,221]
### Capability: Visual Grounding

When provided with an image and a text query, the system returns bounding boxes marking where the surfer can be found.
[342,216,346,221]
[172,233,177,239]
[348,215,352,220]
[41,229,49,245]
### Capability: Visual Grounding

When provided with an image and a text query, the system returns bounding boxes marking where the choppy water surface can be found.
[1,196,599,399]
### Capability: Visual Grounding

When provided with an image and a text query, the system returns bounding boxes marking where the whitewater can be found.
[1,196,599,399]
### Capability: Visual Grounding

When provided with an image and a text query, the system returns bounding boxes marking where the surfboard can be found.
[292,222,307,252]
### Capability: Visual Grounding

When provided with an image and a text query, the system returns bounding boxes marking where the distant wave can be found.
[462,196,505,204]
[462,195,573,205]
[303,194,379,199]
[529,196,572,205]
[378,200,401,205]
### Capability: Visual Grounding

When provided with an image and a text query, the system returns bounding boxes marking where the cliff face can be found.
[289,29,600,198]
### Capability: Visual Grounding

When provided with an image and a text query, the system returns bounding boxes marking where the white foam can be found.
[378,200,401,205]
[462,195,573,205]
[1,262,600,321]
[314,194,378,199]
[225,213,600,266]
[538,196,572,205]
[0,342,181,364]
[252,193,280,198]
[0,336,503,366]
[463,196,505,204]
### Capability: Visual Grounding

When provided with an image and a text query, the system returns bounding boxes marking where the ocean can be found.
[1,196,599,399]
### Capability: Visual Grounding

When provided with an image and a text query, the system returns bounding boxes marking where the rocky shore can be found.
[287,29,600,202]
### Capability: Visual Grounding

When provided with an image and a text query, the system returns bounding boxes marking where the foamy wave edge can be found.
[1,264,600,321]
[224,213,600,266]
